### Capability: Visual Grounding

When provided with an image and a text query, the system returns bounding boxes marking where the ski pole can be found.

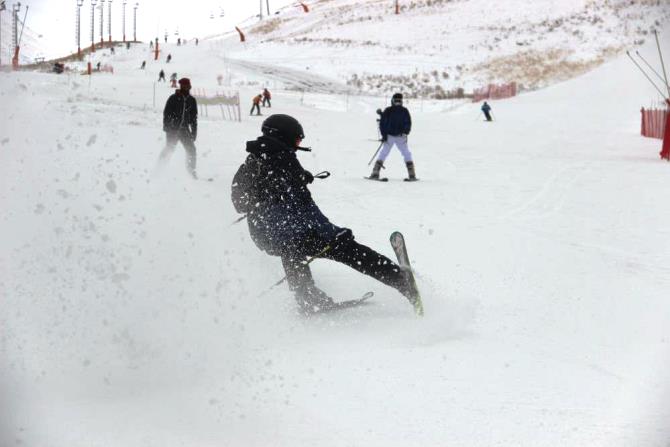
[653,30,670,99]
[367,141,384,166]
[636,50,670,90]
[626,51,667,98]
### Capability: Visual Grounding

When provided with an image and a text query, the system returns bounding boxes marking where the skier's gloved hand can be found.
[301,170,314,184]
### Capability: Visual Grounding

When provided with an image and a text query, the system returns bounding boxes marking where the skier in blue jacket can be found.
[368,93,417,181]
[231,114,419,313]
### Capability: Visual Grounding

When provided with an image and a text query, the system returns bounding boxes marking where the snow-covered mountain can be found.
[220,0,670,95]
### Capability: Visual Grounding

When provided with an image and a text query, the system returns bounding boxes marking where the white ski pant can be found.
[377,134,413,163]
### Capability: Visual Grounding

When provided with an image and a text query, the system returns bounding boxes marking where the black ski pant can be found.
[280,238,408,297]
[262,97,271,107]
[483,111,492,121]
[250,104,261,115]
[159,130,197,177]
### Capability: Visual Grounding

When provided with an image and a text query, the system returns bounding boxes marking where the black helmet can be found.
[391,93,403,105]
[261,114,305,147]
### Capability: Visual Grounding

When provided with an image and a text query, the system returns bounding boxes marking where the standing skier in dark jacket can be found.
[481,101,493,121]
[159,78,199,178]
[368,93,417,181]
[231,114,419,313]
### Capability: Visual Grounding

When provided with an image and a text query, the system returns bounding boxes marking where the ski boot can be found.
[404,161,418,182]
[366,160,388,181]
[294,284,335,314]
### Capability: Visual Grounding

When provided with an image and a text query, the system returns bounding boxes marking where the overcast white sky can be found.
[7,0,297,57]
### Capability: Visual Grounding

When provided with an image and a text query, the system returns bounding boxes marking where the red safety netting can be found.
[641,107,668,139]
[472,82,517,102]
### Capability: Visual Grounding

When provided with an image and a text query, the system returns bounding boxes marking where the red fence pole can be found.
[661,101,670,160]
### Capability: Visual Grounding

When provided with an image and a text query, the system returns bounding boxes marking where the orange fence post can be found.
[300,2,309,12]
[11,46,20,70]
[235,27,246,42]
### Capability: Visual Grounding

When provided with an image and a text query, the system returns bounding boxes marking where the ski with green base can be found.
[390,232,424,316]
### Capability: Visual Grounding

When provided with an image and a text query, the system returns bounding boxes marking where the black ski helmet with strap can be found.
[391,93,403,106]
[261,114,305,148]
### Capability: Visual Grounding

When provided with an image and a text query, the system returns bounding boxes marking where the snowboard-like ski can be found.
[403,178,419,182]
[308,291,374,314]
[390,232,424,316]
[364,176,389,182]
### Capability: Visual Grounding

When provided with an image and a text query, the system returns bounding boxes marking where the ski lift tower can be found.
[99,0,104,46]
[11,2,20,68]
[132,2,138,42]
[90,0,97,52]
[122,0,126,42]
[0,1,6,66]
[107,0,112,42]
[76,0,84,58]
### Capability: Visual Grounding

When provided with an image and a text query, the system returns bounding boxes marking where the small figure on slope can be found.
[231,114,420,314]
[170,72,178,88]
[262,88,272,107]
[368,93,417,181]
[159,78,199,179]
[158,69,166,82]
[481,101,493,121]
[250,94,262,116]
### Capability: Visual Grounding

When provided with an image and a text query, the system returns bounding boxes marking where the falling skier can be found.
[367,93,417,182]
[231,114,422,314]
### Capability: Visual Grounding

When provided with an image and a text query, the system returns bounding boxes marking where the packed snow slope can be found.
[218,0,670,95]
[2,31,670,447]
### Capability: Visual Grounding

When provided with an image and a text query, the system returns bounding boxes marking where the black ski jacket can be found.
[163,90,198,138]
[231,136,344,256]
[379,105,412,138]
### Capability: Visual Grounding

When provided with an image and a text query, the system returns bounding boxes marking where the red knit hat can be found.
[178,78,191,88]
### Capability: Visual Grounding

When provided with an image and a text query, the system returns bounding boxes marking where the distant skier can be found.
[158,69,166,82]
[195,38,199,46]
[250,94,262,116]
[230,114,419,313]
[177,38,182,46]
[481,101,493,121]
[150,41,154,50]
[140,60,146,70]
[159,78,199,179]
[262,88,272,107]
[166,54,172,63]
[96,61,102,71]
[110,47,115,55]
[170,72,178,88]
[368,93,417,181]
